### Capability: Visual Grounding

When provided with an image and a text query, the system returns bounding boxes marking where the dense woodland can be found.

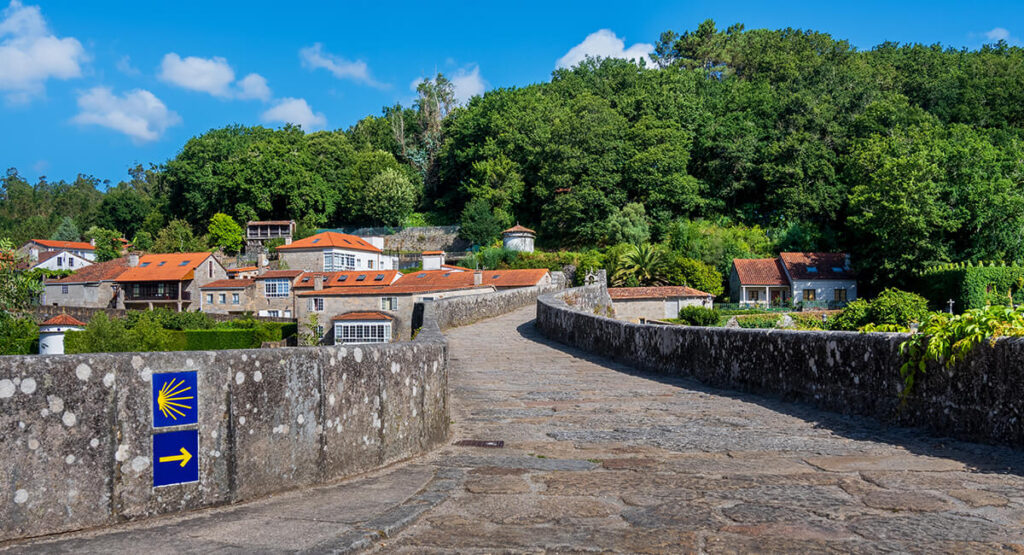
[3,20,1024,292]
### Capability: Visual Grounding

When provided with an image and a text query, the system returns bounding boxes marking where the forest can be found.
[3,20,1023,291]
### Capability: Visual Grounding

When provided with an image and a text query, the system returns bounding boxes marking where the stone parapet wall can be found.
[30,306,294,324]
[537,285,1024,448]
[432,283,564,331]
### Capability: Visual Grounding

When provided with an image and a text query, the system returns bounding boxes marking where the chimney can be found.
[422,251,445,271]
[89,238,96,246]
[314,274,324,291]
[474,270,483,286]
[284,237,292,245]
[128,253,139,267]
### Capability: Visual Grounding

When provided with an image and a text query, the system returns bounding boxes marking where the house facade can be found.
[730,252,856,308]
[245,220,294,254]
[43,257,131,308]
[115,253,228,312]
[199,279,255,314]
[275,231,397,272]
[20,250,93,272]
[20,239,96,262]
[608,286,713,322]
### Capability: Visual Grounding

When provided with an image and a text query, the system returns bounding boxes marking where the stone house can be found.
[20,239,96,262]
[608,286,713,322]
[276,231,397,272]
[251,270,303,317]
[199,279,255,314]
[43,257,131,308]
[245,220,295,254]
[115,252,228,312]
[730,252,857,307]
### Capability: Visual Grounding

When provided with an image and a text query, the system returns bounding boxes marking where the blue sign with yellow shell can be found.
[152,429,199,487]
[151,371,198,428]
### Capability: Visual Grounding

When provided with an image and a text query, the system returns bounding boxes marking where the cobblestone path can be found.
[7,306,1024,553]
[383,306,1024,553]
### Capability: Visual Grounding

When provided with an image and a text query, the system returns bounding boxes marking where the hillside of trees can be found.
[3,20,1023,291]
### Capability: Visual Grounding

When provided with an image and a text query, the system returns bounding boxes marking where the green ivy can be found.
[917,262,1024,311]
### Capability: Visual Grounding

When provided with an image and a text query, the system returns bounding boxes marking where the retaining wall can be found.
[537,285,1024,447]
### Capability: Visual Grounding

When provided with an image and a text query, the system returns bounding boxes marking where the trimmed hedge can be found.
[919,262,1024,311]
[735,314,780,329]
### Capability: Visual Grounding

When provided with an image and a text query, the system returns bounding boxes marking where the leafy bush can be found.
[66,312,173,353]
[828,299,871,330]
[918,262,1024,311]
[789,313,828,330]
[676,306,720,326]
[828,289,929,331]
[736,314,780,328]
[0,313,38,355]
[126,308,215,330]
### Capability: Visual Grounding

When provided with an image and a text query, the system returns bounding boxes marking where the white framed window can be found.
[232,293,240,304]
[335,322,391,344]
[264,278,290,298]
[61,285,69,294]
[323,253,357,271]
[308,297,324,312]
[205,293,213,303]
[380,297,398,311]
[267,310,280,317]
[218,293,226,304]
[315,325,324,339]
[69,258,74,267]
[56,257,63,267]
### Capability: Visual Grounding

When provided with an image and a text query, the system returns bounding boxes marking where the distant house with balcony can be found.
[730,252,856,308]
[115,252,227,311]
[20,239,96,262]
[275,231,397,272]
[43,257,132,308]
[245,220,295,254]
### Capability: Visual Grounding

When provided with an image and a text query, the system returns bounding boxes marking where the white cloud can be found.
[72,86,181,143]
[261,97,325,130]
[451,65,487,104]
[300,43,386,88]
[116,54,140,76]
[0,0,87,102]
[236,72,271,101]
[556,29,653,69]
[986,27,1010,41]
[159,52,235,97]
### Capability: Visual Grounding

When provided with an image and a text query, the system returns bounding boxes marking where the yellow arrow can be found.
[158,447,193,467]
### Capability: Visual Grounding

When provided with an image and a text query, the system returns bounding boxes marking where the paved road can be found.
[8,306,1024,553]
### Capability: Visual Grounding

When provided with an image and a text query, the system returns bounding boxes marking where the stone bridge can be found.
[5,305,1024,552]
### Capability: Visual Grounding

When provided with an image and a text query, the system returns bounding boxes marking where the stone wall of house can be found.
[537,285,1024,448]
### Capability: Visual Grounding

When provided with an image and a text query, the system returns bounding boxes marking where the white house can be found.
[608,286,713,322]
[21,250,93,272]
[275,231,397,271]
[730,252,857,307]
[38,314,86,355]
[20,239,96,262]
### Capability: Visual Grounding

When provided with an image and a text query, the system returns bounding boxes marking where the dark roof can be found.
[732,258,789,286]
[608,286,712,300]
[780,252,854,280]
[47,257,131,284]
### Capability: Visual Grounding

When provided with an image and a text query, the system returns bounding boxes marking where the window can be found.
[337,275,348,282]
[56,257,63,267]
[206,293,214,303]
[834,288,848,302]
[803,289,816,301]
[218,293,226,304]
[265,278,290,298]
[61,285,69,295]
[832,267,844,273]
[209,260,213,278]
[335,322,391,344]
[807,267,818,273]
[381,297,398,311]
[69,258,74,268]
[140,262,151,267]
[232,293,240,304]
[158,261,166,266]
[747,290,760,301]
[356,274,366,281]
[324,253,356,271]
[374,274,384,281]
[178,260,190,266]
[368,260,374,269]
[308,297,324,312]
[267,310,280,317]
[315,325,324,339]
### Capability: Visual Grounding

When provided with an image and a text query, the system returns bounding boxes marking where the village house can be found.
[43,257,131,308]
[199,279,255,314]
[245,220,295,254]
[18,249,93,272]
[275,231,397,271]
[608,286,713,322]
[20,239,97,262]
[115,252,228,312]
[250,270,303,317]
[730,252,857,308]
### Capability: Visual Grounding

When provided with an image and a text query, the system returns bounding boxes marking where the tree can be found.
[85,226,123,262]
[363,169,417,226]
[665,255,725,297]
[153,219,206,253]
[0,238,41,313]
[605,203,651,245]
[131,230,154,251]
[207,213,244,254]
[612,243,670,286]
[51,216,80,242]
[460,198,504,246]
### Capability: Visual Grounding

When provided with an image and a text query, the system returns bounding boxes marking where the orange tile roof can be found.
[502,224,536,235]
[779,252,854,280]
[331,311,394,321]
[294,270,401,288]
[394,269,548,289]
[201,279,254,289]
[47,257,131,284]
[41,314,87,327]
[299,284,492,297]
[608,286,712,300]
[228,266,259,273]
[116,253,214,282]
[732,258,789,286]
[31,239,94,250]
[441,264,472,272]
[422,250,444,255]
[275,231,381,253]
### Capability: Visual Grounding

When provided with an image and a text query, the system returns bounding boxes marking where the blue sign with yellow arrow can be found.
[152,371,198,428]
[152,429,199,487]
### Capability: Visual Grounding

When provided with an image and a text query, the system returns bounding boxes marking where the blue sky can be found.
[1,0,1021,187]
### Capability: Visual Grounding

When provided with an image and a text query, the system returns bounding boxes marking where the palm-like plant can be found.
[611,243,669,286]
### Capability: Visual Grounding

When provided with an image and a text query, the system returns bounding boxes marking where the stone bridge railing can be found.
[537,285,1024,448]
[0,282,559,543]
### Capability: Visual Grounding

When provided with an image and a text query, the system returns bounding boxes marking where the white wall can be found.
[503,234,534,253]
[790,279,858,303]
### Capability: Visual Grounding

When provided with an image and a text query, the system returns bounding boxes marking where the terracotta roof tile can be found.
[331,311,394,321]
[47,257,131,284]
[779,252,854,280]
[275,231,381,253]
[247,220,294,226]
[422,250,444,255]
[294,270,401,288]
[502,224,536,235]
[732,258,789,286]
[608,286,712,300]
[31,239,95,250]
[227,266,258,272]
[116,253,215,282]
[299,284,492,297]
[201,279,254,289]
[41,314,87,327]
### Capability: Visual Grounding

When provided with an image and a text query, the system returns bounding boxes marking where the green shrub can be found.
[0,313,38,355]
[829,289,929,331]
[677,306,721,326]
[789,313,827,330]
[918,262,1024,311]
[828,299,871,331]
[181,329,258,350]
[126,308,215,330]
[736,314,780,328]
